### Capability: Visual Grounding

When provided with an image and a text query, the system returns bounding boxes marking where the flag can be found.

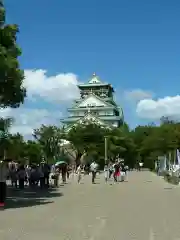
[164,155,167,170]
[158,155,167,172]
[176,149,180,166]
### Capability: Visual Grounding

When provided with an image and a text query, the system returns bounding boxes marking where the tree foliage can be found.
[33,125,64,161]
[0,1,26,108]
[0,1,26,159]
[1,115,180,169]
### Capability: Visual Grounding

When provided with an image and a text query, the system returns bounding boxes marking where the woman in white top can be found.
[76,165,82,183]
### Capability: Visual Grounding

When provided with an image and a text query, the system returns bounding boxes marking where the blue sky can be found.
[3,0,180,134]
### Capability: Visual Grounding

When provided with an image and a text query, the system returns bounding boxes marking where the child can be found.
[104,164,109,182]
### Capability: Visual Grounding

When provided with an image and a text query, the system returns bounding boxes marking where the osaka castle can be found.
[61,73,124,130]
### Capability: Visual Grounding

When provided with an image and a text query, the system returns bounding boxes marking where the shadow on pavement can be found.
[164,187,173,190]
[5,186,63,209]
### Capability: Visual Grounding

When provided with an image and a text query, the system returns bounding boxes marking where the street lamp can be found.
[104,136,108,164]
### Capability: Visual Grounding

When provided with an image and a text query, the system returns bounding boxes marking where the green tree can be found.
[109,125,137,168]
[131,121,180,169]
[0,1,26,159]
[131,125,155,168]
[65,123,136,168]
[5,133,25,160]
[33,125,63,161]
[0,117,13,158]
[31,118,180,170]
[0,1,26,108]
[66,123,108,166]
[23,140,42,164]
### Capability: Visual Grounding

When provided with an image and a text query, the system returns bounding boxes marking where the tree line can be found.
[1,117,180,169]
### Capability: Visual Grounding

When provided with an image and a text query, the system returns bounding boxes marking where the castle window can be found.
[87,103,96,107]
[94,111,99,115]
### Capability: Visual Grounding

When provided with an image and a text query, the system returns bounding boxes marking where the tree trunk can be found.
[75,152,82,169]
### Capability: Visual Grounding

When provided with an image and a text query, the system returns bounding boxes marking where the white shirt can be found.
[90,162,98,172]
[139,162,143,167]
[77,166,81,174]
[104,166,108,178]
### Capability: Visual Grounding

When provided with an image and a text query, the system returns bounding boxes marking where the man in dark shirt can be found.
[120,163,127,181]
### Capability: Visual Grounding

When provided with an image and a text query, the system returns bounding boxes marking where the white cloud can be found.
[136,95,180,119]
[24,69,80,102]
[0,69,81,136]
[124,89,153,102]
[0,107,62,136]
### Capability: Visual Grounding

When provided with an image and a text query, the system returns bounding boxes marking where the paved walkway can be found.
[1,171,180,239]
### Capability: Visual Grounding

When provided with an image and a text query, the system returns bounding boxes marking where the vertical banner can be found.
[177,149,180,166]
[168,152,172,171]
[164,155,167,170]
[158,156,166,172]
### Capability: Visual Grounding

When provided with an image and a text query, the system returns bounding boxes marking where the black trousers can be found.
[19,179,24,189]
[0,182,6,203]
[92,171,96,183]
[40,177,45,188]
[109,170,113,178]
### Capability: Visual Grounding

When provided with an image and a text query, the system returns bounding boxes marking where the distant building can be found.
[61,73,124,130]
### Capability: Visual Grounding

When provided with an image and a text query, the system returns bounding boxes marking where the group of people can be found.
[0,158,70,208]
[76,160,128,184]
[0,157,129,208]
[76,161,99,184]
[8,161,51,189]
[104,160,128,182]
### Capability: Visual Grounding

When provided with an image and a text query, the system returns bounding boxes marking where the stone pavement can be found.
[1,171,180,239]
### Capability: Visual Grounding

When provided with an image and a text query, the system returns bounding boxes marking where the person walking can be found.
[53,167,60,187]
[39,166,45,188]
[124,165,129,181]
[29,165,36,187]
[108,163,114,179]
[104,164,109,183]
[9,162,18,188]
[120,163,126,182]
[40,161,50,188]
[61,164,67,184]
[76,164,82,183]
[18,165,26,189]
[25,165,31,186]
[0,159,8,208]
[113,161,120,182]
[67,165,70,179]
[90,161,98,184]
[138,162,143,171]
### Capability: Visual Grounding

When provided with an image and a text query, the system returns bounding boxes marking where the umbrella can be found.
[55,160,67,166]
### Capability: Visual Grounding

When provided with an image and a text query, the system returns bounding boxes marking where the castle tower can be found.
[61,73,124,129]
